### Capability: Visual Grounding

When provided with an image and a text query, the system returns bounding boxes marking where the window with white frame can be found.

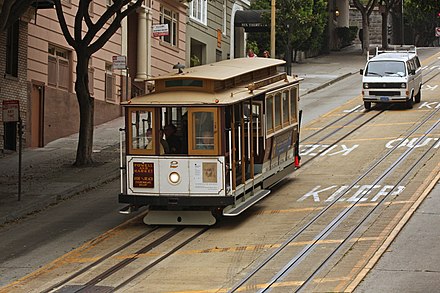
[48,45,71,91]
[105,63,115,102]
[160,5,178,46]
[189,0,207,25]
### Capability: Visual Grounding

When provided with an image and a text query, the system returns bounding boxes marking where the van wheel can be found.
[414,87,421,103]
[406,97,414,109]
[364,101,371,111]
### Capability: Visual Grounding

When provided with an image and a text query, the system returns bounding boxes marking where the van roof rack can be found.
[367,46,417,60]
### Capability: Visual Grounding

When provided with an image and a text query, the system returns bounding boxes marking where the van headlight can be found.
[401,83,406,88]
[363,83,369,89]
[169,172,180,184]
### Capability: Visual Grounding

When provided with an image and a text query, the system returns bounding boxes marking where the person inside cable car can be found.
[163,123,181,154]
[196,130,214,150]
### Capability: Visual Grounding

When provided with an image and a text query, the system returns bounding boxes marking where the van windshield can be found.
[365,61,405,77]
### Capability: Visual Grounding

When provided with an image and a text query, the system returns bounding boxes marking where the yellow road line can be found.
[167,277,351,293]
[303,120,440,132]
[0,213,146,292]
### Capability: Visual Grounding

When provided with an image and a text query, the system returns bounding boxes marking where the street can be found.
[0,47,439,292]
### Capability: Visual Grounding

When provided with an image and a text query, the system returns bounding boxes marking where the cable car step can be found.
[223,189,271,216]
[119,205,139,214]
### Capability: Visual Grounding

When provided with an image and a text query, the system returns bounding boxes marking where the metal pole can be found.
[126,67,129,100]
[271,0,276,58]
[18,118,22,201]
[401,0,404,45]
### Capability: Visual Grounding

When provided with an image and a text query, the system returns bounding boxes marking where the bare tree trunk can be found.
[74,53,94,166]
[362,15,370,55]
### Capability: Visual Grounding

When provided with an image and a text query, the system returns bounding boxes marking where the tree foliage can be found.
[404,0,439,46]
[248,0,327,61]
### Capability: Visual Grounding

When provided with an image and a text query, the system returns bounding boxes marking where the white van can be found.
[360,48,422,110]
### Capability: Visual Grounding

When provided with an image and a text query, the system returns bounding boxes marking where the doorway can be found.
[30,83,44,147]
[3,122,17,150]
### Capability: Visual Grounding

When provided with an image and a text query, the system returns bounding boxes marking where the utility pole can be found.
[401,0,404,45]
[271,0,276,57]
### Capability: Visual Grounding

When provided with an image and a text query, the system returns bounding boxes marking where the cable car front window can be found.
[193,112,214,150]
[130,110,153,150]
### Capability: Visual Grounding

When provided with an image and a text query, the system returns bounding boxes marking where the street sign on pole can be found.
[2,100,20,122]
[112,55,127,70]
[435,27,440,37]
[152,24,169,37]
[2,100,22,200]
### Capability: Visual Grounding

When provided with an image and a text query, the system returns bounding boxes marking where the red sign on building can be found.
[2,100,20,122]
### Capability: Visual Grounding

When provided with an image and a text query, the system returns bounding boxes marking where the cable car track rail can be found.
[228,104,440,293]
[43,226,209,293]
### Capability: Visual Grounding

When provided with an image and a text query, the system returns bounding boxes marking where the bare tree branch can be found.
[54,0,75,48]
[83,0,93,29]
[88,0,142,54]
[0,0,34,31]
[74,0,86,42]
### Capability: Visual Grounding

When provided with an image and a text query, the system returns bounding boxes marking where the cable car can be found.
[119,57,302,225]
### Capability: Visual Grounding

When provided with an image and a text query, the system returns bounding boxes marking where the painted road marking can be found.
[422,84,439,91]
[299,136,440,157]
[297,185,405,202]
[419,101,440,108]
[386,137,440,149]
[299,144,359,156]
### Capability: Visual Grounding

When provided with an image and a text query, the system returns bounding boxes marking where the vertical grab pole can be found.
[119,128,125,194]
[256,118,259,156]
[238,125,241,164]
[228,129,233,195]
[262,114,266,150]
[247,121,250,159]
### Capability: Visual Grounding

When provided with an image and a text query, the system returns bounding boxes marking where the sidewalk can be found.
[0,118,124,225]
[0,45,366,226]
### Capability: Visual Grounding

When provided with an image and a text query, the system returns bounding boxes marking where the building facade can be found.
[186,0,249,66]
[0,5,32,152]
[26,0,127,147]
[127,0,187,95]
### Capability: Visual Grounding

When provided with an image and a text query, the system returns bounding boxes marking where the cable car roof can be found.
[148,57,286,81]
[123,75,302,106]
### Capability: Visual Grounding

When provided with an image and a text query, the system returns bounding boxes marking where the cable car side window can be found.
[252,102,262,136]
[290,86,298,124]
[274,92,282,130]
[127,108,155,155]
[266,95,274,134]
[282,90,289,126]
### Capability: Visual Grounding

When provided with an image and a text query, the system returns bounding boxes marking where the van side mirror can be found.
[360,69,364,75]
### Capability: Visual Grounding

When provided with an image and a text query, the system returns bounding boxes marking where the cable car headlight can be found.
[169,172,181,184]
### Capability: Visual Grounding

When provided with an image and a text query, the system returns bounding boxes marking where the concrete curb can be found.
[305,71,357,95]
